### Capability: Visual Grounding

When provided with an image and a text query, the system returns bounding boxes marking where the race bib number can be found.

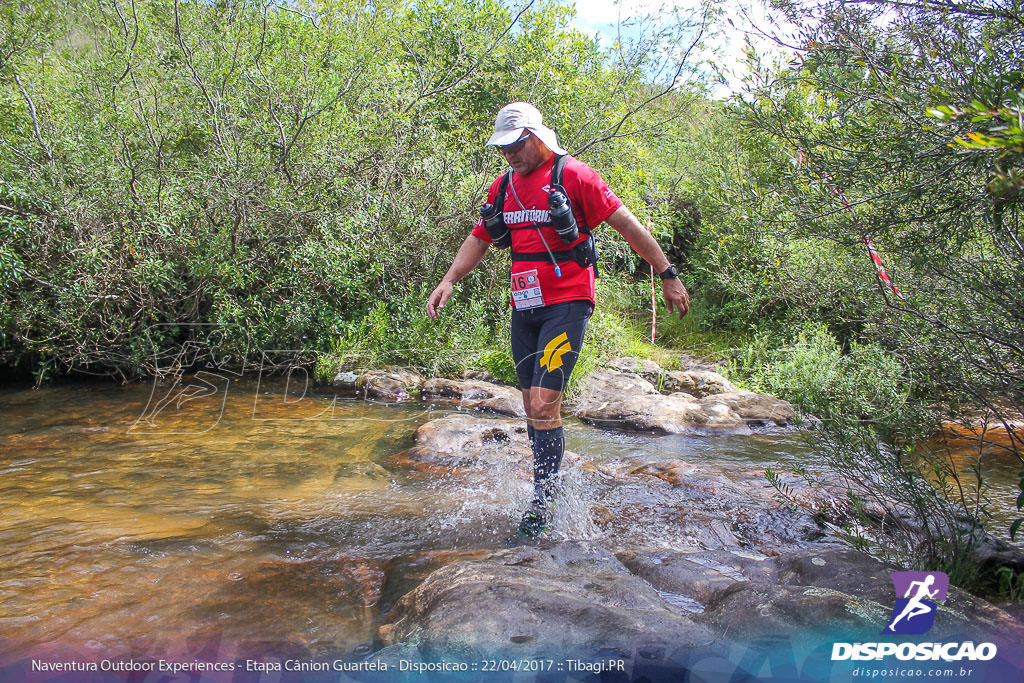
[511,269,545,310]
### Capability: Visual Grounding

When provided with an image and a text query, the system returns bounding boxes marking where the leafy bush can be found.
[730,322,914,429]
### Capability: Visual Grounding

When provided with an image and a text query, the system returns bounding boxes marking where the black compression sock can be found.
[527,424,535,446]
[532,427,564,503]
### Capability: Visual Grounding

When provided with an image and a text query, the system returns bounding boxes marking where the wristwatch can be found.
[659,264,679,280]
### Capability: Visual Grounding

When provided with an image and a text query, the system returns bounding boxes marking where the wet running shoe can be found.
[502,501,551,547]
[517,507,548,536]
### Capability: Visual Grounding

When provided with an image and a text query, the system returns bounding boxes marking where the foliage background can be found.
[0,0,716,380]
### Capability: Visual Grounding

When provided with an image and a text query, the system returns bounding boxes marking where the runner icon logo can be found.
[883,571,949,635]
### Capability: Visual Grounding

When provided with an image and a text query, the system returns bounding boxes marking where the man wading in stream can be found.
[426,102,689,542]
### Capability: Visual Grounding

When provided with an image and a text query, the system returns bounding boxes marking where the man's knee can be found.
[529,390,562,420]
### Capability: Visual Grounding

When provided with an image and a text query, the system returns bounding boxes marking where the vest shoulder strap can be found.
[496,170,512,203]
[551,154,570,189]
[551,154,590,236]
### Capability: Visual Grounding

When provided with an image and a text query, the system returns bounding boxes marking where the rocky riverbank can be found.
[327,358,1024,666]
[333,356,799,433]
[370,413,1024,666]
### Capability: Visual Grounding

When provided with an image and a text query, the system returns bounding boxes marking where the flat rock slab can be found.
[421,378,526,417]
[370,541,1024,665]
[571,368,795,433]
[663,369,736,397]
[593,458,843,555]
[377,541,724,661]
[380,549,495,616]
[618,548,776,606]
[389,414,579,478]
[626,459,845,512]
[333,367,424,400]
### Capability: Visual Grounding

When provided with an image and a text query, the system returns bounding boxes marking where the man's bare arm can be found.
[426,235,490,319]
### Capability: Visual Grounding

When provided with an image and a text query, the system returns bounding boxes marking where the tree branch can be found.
[13,71,52,162]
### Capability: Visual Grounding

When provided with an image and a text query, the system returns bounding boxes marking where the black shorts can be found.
[511,300,593,392]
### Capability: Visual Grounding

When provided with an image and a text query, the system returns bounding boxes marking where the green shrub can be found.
[730,322,914,430]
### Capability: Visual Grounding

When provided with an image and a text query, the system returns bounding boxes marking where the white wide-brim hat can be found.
[487,102,568,156]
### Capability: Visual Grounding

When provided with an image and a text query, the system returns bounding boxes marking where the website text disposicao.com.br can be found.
[851,665,979,678]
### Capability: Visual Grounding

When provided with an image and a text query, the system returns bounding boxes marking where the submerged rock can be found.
[195,553,384,656]
[421,378,525,417]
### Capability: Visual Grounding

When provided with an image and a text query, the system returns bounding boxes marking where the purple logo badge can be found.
[882,571,949,635]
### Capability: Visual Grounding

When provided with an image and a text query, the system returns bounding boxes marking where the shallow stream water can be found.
[0,378,1017,664]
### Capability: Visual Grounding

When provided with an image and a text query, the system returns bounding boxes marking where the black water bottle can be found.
[480,203,511,249]
[548,190,579,244]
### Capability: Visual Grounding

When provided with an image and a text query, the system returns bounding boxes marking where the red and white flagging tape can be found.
[795,150,905,302]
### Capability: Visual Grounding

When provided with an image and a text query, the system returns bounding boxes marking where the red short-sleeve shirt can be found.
[471,156,623,307]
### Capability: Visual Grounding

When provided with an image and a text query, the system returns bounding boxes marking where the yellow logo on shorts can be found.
[540,332,571,371]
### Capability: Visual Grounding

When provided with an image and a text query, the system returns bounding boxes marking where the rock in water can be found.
[389,415,580,479]
[377,541,723,661]
[570,369,750,434]
[333,368,424,400]
[700,391,796,428]
[571,368,796,433]
[421,378,526,417]
[359,368,424,400]
[661,369,736,397]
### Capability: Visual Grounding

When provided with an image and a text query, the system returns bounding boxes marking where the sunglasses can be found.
[497,132,531,155]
